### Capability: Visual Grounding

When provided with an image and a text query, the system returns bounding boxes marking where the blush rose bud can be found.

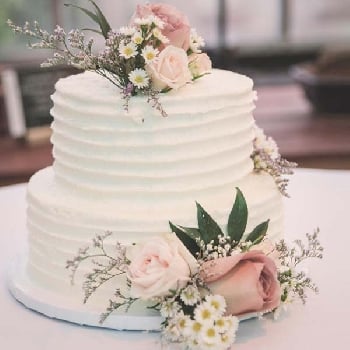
[131,3,191,50]
[201,250,281,315]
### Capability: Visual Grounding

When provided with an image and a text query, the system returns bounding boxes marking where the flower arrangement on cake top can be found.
[67,189,323,350]
[7,1,212,116]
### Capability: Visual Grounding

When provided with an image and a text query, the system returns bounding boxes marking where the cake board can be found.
[8,254,163,331]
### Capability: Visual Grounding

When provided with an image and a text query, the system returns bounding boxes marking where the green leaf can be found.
[178,226,201,241]
[227,188,248,243]
[64,1,111,38]
[88,0,111,38]
[245,220,270,245]
[81,28,103,35]
[196,202,224,244]
[169,222,199,257]
[64,4,99,24]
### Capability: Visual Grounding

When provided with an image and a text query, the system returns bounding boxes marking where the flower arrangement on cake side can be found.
[252,126,298,197]
[67,189,323,350]
[8,1,212,116]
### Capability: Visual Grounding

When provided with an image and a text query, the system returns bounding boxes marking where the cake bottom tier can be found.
[25,166,283,313]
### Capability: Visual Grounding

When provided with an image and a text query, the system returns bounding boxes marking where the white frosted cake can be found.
[24,69,283,312]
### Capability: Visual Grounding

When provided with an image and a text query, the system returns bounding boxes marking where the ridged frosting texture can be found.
[26,167,283,304]
[50,69,256,196]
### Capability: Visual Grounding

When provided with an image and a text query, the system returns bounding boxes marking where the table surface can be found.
[1,168,350,349]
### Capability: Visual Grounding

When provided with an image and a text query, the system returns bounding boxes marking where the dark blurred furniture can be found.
[0,137,52,186]
[0,83,350,187]
[255,84,350,169]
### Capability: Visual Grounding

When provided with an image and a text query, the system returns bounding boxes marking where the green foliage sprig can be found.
[169,188,270,259]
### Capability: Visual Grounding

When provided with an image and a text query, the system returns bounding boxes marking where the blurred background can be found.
[0,0,350,185]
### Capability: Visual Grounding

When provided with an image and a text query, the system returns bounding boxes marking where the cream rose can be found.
[127,234,198,300]
[131,3,191,50]
[147,45,192,90]
[201,250,281,315]
[188,53,212,78]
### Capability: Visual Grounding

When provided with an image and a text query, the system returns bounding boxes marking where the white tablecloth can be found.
[1,169,350,349]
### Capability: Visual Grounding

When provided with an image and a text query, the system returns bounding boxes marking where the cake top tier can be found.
[53,69,254,118]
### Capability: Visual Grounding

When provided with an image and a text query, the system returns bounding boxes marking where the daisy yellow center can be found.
[226,319,232,328]
[211,300,220,310]
[178,319,186,329]
[206,328,216,338]
[124,47,133,56]
[134,36,143,44]
[192,322,202,333]
[201,309,212,320]
[146,52,155,60]
[216,318,225,327]
[134,75,144,84]
[221,334,229,343]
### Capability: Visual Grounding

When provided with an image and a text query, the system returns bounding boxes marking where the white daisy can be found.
[185,319,203,339]
[119,26,136,36]
[190,28,205,53]
[134,16,152,26]
[118,41,138,59]
[128,68,150,89]
[194,302,216,324]
[141,45,159,64]
[205,295,226,316]
[254,126,279,159]
[200,324,221,346]
[175,313,191,336]
[132,31,144,45]
[220,329,237,349]
[224,316,239,335]
[152,27,169,44]
[180,285,200,306]
[215,317,228,333]
[160,300,181,318]
[149,15,165,29]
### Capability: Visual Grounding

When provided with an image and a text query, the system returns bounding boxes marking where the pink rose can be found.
[127,234,198,300]
[131,3,190,50]
[147,45,192,90]
[188,53,212,78]
[201,251,281,316]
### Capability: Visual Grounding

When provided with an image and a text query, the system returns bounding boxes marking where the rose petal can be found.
[209,261,265,315]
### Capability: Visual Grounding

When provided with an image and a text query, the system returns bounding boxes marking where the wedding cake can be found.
[26,69,283,308]
[9,4,323,349]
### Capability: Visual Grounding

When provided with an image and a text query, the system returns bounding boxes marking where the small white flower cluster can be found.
[190,28,205,53]
[116,16,165,89]
[198,235,253,261]
[251,126,297,197]
[163,294,238,350]
[253,126,279,166]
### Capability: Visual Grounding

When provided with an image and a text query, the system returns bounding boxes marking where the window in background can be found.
[0,0,54,61]
[226,0,281,47]
[1,0,350,62]
[290,0,350,45]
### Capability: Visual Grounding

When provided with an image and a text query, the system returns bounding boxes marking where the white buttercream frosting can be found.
[25,69,284,312]
[50,70,255,195]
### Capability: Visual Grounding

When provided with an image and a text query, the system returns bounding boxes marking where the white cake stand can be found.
[8,256,163,331]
